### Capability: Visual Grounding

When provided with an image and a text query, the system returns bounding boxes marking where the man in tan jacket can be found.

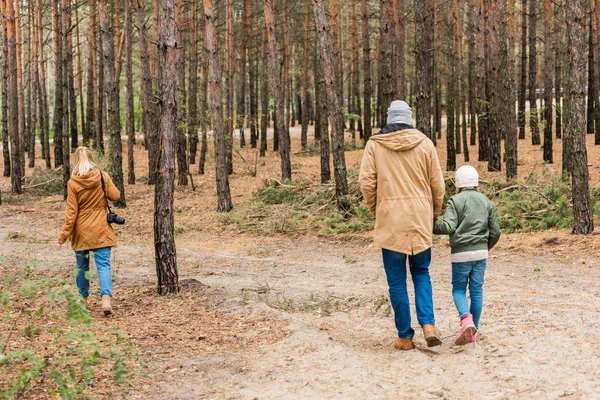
[359,100,445,350]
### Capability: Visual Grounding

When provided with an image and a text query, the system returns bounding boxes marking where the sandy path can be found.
[2,208,600,400]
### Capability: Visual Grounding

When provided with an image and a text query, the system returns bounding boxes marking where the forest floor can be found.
[1,128,600,399]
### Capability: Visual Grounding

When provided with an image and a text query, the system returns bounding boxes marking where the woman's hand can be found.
[58,237,65,245]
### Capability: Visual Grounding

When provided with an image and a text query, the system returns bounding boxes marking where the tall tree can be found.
[247,0,258,149]
[100,0,126,207]
[476,0,489,161]
[505,0,518,178]
[542,0,553,163]
[265,0,292,181]
[446,0,457,171]
[352,0,363,140]
[260,23,268,158]
[415,0,433,139]
[379,0,394,125]
[96,11,105,154]
[205,0,233,211]
[15,0,24,176]
[225,0,234,174]
[137,0,159,184]
[64,0,78,151]
[529,0,540,145]
[125,0,135,184]
[518,0,527,140]
[486,0,505,172]
[554,0,563,139]
[188,1,199,164]
[61,0,71,198]
[564,0,594,234]
[176,0,188,186]
[85,0,97,148]
[301,0,311,149]
[593,0,600,145]
[155,0,180,295]
[467,0,478,146]
[238,0,250,148]
[361,0,372,141]
[587,13,596,134]
[314,8,330,183]
[37,0,51,167]
[52,0,64,169]
[1,4,10,178]
[314,0,349,206]
[456,0,468,161]
[392,0,406,99]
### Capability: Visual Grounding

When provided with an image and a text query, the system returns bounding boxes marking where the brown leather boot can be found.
[101,295,112,316]
[394,337,416,350]
[422,324,442,347]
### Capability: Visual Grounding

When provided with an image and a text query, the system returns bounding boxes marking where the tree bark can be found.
[315,35,330,183]
[593,0,600,145]
[1,8,10,178]
[518,0,527,140]
[415,0,433,139]
[587,12,596,135]
[126,0,135,184]
[446,1,457,171]
[565,0,594,234]
[477,0,489,162]
[27,1,36,169]
[314,0,349,206]
[379,0,394,125]
[265,0,292,181]
[86,0,97,148]
[542,0,553,163]
[64,0,78,151]
[361,0,372,141]
[176,0,188,186]
[74,4,85,141]
[301,0,311,149]
[225,0,234,174]
[486,0,505,173]
[137,0,159,184]
[188,1,199,164]
[248,0,257,149]
[37,0,50,167]
[454,0,463,156]
[529,0,540,145]
[205,0,233,211]
[555,0,563,139]
[96,14,105,154]
[260,23,268,158]
[61,0,71,199]
[15,0,25,176]
[52,0,64,169]
[198,14,209,174]
[467,0,477,146]
[505,0,518,178]
[155,0,180,294]
[100,0,126,207]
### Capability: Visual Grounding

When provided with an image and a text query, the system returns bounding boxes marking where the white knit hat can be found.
[455,165,479,188]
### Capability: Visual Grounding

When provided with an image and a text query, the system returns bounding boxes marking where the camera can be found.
[107,212,125,225]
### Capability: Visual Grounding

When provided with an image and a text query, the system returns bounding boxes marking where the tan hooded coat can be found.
[59,168,121,251]
[359,128,445,255]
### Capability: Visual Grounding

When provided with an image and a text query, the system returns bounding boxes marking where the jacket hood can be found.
[370,126,426,152]
[70,168,102,190]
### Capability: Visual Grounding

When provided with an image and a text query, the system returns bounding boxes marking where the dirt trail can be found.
[2,207,600,399]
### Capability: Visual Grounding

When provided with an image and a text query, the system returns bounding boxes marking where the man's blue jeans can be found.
[452,259,486,329]
[382,248,435,339]
[75,247,113,298]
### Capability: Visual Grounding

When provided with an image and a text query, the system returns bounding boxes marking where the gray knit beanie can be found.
[386,100,413,125]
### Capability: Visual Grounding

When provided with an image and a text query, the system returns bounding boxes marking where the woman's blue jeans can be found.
[451,259,486,329]
[75,247,113,298]
[382,248,435,339]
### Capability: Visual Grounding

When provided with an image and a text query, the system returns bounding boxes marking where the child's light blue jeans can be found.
[452,259,486,329]
[75,247,113,298]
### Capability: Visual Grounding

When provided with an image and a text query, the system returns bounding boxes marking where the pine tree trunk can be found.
[555,0,563,139]
[260,24,268,158]
[86,0,97,148]
[352,0,363,140]
[265,0,292,181]
[415,0,433,139]
[100,0,126,207]
[1,10,10,178]
[467,0,477,146]
[593,0,600,145]
[454,0,463,156]
[248,0,257,149]
[198,18,209,174]
[392,0,405,99]
[64,0,78,151]
[52,0,64,169]
[61,0,70,199]
[27,2,36,169]
[519,0,527,140]
[96,19,105,154]
[486,0,504,173]
[188,1,199,164]
[125,0,135,184]
[529,0,540,145]
[542,0,553,163]
[155,0,180,294]
[225,0,234,174]
[379,0,393,125]
[15,0,25,176]
[446,1,457,171]
[505,0,518,178]
[137,0,158,184]
[238,0,250,148]
[314,0,349,205]
[37,0,50,168]
[74,5,85,141]
[205,0,233,211]
[477,0,489,162]
[315,39,330,183]
[301,1,311,149]
[176,0,188,186]
[587,13,596,135]
[565,0,594,234]
[361,0,372,141]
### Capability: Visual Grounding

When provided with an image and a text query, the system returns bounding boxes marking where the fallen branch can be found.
[23,178,61,189]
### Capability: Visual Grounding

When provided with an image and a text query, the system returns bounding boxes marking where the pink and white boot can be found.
[455,314,477,346]
[469,332,478,343]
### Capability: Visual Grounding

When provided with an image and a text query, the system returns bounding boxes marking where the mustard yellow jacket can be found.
[359,127,445,255]
[59,168,121,251]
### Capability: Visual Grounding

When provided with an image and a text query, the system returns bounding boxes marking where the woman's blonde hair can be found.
[72,147,97,176]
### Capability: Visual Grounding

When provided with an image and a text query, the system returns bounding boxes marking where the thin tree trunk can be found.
[565,0,594,234]
[75,4,85,140]
[529,0,540,145]
[100,0,126,207]
[155,0,180,295]
[225,0,234,174]
[361,0,372,141]
[468,0,477,146]
[64,0,78,151]
[314,0,349,205]
[555,0,563,139]
[176,0,188,186]
[519,0,527,140]
[301,0,311,149]
[415,0,433,139]
[542,0,553,163]
[96,16,105,154]
[265,0,292,181]
[204,0,233,211]
[352,0,363,140]
[61,0,71,198]
[198,14,209,174]
[1,9,10,178]
[52,0,64,169]
[260,24,268,158]
[379,0,394,125]
[477,0,489,161]
[238,0,249,148]
[248,0,257,149]
[315,32,330,183]
[454,0,463,156]
[392,0,405,99]
[27,1,35,169]
[86,0,97,148]
[486,0,504,173]
[588,12,596,135]
[446,1,457,171]
[593,0,600,145]
[188,1,199,164]
[506,0,518,178]
[125,0,135,184]
[37,0,50,167]
[15,0,24,176]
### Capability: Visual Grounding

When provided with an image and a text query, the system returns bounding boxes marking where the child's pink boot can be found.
[469,332,478,343]
[455,314,477,345]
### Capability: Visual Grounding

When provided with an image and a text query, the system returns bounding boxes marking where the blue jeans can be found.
[382,248,435,339]
[452,259,486,329]
[75,247,113,298]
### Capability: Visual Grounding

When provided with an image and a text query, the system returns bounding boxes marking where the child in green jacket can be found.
[434,165,501,345]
